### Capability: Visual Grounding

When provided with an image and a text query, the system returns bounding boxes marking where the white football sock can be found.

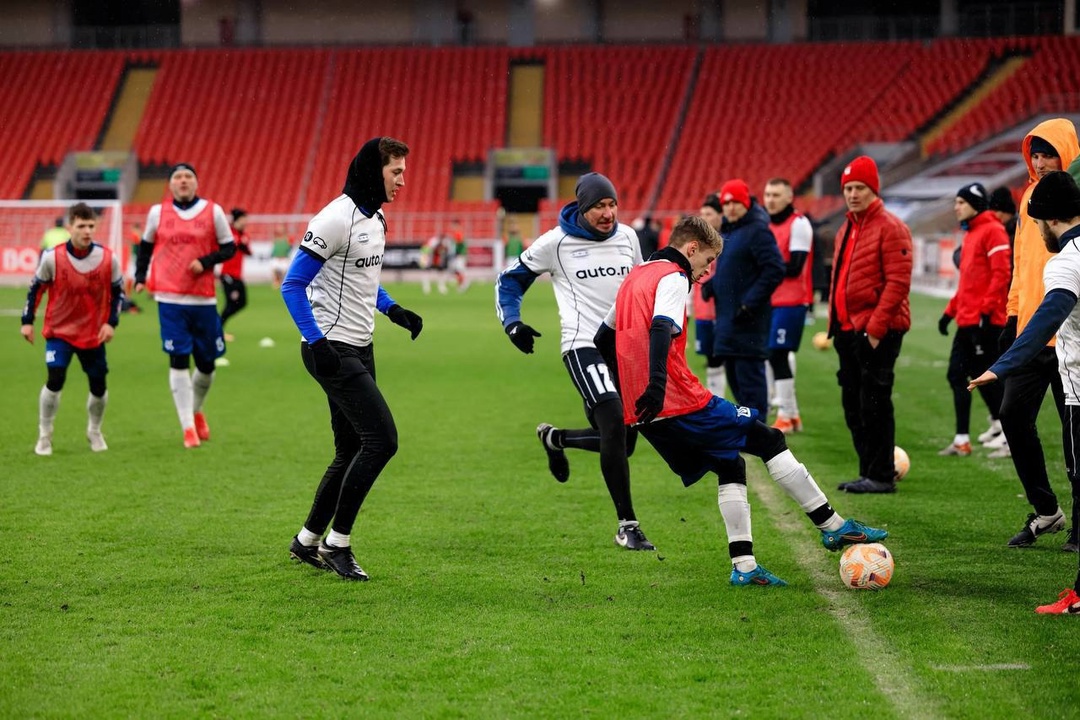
[706,367,726,398]
[169,368,195,430]
[789,351,797,377]
[192,370,213,413]
[776,378,797,419]
[324,530,350,548]
[766,450,836,528]
[953,433,970,445]
[297,528,321,546]
[39,386,60,435]
[717,482,753,543]
[87,391,107,432]
[765,361,775,404]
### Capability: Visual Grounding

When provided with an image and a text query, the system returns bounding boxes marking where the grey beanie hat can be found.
[576,172,618,211]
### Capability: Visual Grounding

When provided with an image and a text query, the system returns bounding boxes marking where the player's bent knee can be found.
[169,354,191,370]
[88,376,106,397]
[194,358,216,375]
[46,366,68,392]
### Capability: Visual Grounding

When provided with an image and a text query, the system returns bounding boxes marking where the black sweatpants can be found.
[1000,346,1066,517]
[947,325,1004,434]
[300,341,398,536]
[833,330,903,483]
[220,275,247,327]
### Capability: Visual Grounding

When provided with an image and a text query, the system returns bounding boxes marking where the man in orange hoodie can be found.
[998,118,1079,551]
[830,156,913,494]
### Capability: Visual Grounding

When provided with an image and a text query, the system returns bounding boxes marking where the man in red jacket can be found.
[830,156,913,494]
[938,183,1011,457]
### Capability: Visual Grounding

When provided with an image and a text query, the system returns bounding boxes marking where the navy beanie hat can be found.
[702,193,722,214]
[1028,171,1080,221]
[956,182,989,214]
[1029,136,1059,158]
[576,172,618,211]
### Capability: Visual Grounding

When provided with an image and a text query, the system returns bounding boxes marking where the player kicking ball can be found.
[21,203,124,455]
[596,215,888,585]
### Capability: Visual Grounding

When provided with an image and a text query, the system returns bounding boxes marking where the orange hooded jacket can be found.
[1008,118,1080,340]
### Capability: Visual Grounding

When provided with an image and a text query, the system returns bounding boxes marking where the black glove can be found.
[310,338,341,377]
[635,380,666,424]
[998,315,1017,354]
[700,282,714,301]
[387,304,423,340]
[734,305,753,325]
[506,321,541,354]
[938,314,951,336]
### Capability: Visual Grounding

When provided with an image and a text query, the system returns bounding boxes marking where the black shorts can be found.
[562,346,620,420]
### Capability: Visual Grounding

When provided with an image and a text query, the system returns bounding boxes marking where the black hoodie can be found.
[342,137,386,216]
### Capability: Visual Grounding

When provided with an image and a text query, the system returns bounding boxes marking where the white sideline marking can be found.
[930,663,1030,672]
[0,308,24,316]
[748,466,944,720]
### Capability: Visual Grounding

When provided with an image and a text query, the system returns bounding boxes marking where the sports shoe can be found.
[87,430,108,452]
[843,478,896,494]
[730,565,787,587]
[1035,588,1080,614]
[289,536,326,569]
[938,441,972,456]
[983,432,1009,450]
[536,423,569,483]
[1064,527,1078,553]
[977,420,1003,444]
[193,412,211,441]
[1007,510,1065,547]
[183,427,201,448]
[34,435,53,456]
[317,543,369,581]
[987,442,1011,458]
[772,416,803,434]
[615,522,656,551]
[837,476,867,491]
[821,518,889,551]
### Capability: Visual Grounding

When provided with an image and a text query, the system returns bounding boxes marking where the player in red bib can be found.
[21,203,123,456]
[219,207,251,344]
[134,163,235,448]
[595,216,888,586]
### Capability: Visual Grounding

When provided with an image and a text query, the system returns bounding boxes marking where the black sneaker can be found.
[837,477,866,491]
[317,542,369,581]
[1064,527,1078,553]
[537,423,570,483]
[289,536,325,569]
[1007,510,1065,548]
[842,478,896,494]
[615,522,656,551]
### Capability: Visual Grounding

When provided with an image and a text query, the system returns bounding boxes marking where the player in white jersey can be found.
[21,203,124,455]
[496,173,653,550]
[134,163,235,448]
[969,171,1080,613]
[282,137,424,582]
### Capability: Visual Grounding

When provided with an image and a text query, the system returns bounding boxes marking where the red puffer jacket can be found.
[829,199,912,338]
[944,211,1011,327]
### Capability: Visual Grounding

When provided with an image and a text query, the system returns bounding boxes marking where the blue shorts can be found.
[158,303,225,362]
[694,319,715,356]
[641,396,760,487]
[45,338,107,377]
[769,305,808,351]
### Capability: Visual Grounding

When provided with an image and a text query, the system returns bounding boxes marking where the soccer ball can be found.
[839,543,894,590]
[811,331,831,351]
[893,445,910,481]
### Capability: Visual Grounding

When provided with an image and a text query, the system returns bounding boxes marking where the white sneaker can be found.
[988,442,1011,458]
[984,432,1009,449]
[34,435,53,456]
[977,420,1002,444]
[87,430,108,452]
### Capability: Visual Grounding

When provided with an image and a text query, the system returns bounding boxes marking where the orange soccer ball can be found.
[839,543,894,590]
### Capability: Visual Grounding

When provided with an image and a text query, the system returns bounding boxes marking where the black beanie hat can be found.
[169,162,197,179]
[956,182,989,214]
[1027,171,1080,221]
[230,207,247,222]
[575,172,618,211]
[342,137,387,213]
[1029,136,1059,158]
[702,193,722,213]
[988,186,1017,214]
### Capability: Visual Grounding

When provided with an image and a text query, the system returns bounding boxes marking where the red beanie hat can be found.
[719,179,751,209]
[840,156,880,195]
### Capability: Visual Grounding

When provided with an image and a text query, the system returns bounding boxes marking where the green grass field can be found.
[2,283,1078,719]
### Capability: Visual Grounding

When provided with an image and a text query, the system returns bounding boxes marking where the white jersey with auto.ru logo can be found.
[519,223,642,354]
[299,194,386,347]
